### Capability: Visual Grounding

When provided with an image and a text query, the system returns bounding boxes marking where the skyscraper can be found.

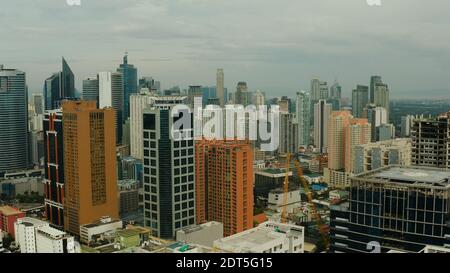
[139,77,160,93]
[32,93,44,115]
[61,58,75,99]
[62,100,119,235]
[344,118,371,173]
[365,104,388,142]
[311,79,328,101]
[43,110,64,228]
[130,93,188,161]
[279,113,298,155]
[313,100,332,153]
[327,111,352,171]
[370,75,382,104]
[235,82,249,105]
[330,81,342,100]
[117,53,138,120]
[82,77,99,104]
[296,91,311,146]
[326,112,370,187]
[0,65,29,174]
[195,140,254,237]
[352,85,369,118]
[142,99,195,239]
[44,58,75,110]
[216,69,225,107]
[373,83,390,121]
[330,166,450,253]
[98,71,124,144]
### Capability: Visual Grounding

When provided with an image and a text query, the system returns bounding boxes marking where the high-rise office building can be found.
[311,79,329,101]
[279,113,298,155]
[374,83,390,121]
[44,58,75,110]
[216,69,225,107]
[364,104,388,142]
[43,110,65,228]
[187,85,203,107]
[139,77,161,93]
[130,93,188,160]
[296,91,311,146]
[32,94,44,115]
[195,140,254,237]
[142,100,195,239]
[370,75,382,104]
[235,82,249,106]
[98,71,124,144]
[313,100,332,153]
[352,85,369,118]
[117,53,138,120]
[353,138,412,175]
[0,65,29,174]
[411,113,450,168]
[330,166,450,253]
[82,77,99,104]
[330,81,342,100]
[62,100,119,235]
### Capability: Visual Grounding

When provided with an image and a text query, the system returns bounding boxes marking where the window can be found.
[144,114,156,130]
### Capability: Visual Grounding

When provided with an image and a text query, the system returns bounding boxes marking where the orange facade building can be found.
[62,100,119,235]
[195,140,254,237]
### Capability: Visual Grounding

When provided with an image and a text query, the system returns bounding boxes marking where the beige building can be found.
[326,111,370,188]
[62,100,119,235]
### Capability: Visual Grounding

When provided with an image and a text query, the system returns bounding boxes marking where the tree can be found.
[2,233,13,249]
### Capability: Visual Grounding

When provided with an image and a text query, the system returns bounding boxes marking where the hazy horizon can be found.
[2,0,450,99]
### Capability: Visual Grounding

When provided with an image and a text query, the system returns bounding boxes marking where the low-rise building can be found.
[15,217,77,253]
[268,188,301,214]
[213,221,305,253]
[0,206,25,238]
[79,216,123,245]
[254,168,292,200]
[176,221,224,248]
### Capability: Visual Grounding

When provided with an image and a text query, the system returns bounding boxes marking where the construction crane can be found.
[281,153,329,249]
[280,153,291,223]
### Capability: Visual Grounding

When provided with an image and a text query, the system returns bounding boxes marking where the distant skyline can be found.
[2,0,450,99]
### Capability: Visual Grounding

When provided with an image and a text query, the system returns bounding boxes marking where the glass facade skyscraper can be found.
[44,58,75,110]
[0,65,29,174]
[117,54,138,120]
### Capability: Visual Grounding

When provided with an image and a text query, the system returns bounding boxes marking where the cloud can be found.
[0,0,450,98]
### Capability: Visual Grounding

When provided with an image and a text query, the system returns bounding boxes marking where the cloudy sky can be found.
[1,0,450,99]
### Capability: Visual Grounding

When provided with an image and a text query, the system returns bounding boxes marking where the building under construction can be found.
[330,165,450,253]
[411,113,450,168]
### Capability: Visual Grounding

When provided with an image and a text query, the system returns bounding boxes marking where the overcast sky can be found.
[1,0,450,99]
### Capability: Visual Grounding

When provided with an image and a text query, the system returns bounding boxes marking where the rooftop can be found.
[355,166,450,188]
[37,225,67,238]
[0,206,24,216]
[214,222,304,252]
